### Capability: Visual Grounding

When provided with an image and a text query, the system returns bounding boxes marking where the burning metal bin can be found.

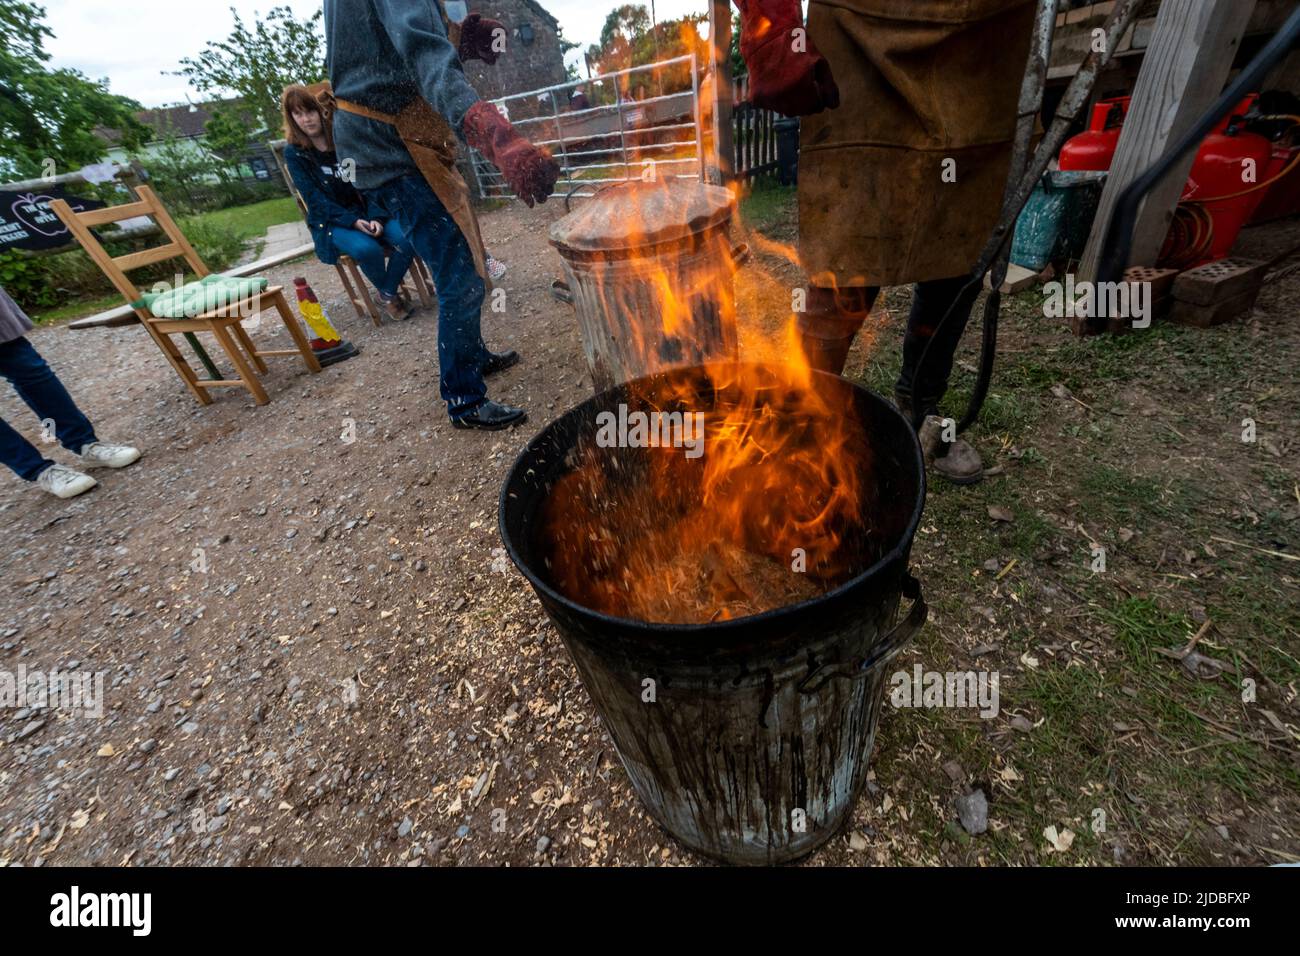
[500,363,929,864]
[549,180,739,393]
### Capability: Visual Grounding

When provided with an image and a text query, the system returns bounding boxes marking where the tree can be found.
[585,6,708,75]
[584,6,708,97]
[174,5,326,137]
[203,103,261,177]
[0,1,148,179]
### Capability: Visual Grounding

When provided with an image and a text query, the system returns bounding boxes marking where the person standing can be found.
[0,286,140,499]
[733,0,1035,483]
[324,0,560,430]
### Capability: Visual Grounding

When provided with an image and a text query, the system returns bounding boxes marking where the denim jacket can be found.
[283,143,377,265]
[324,0,481,191]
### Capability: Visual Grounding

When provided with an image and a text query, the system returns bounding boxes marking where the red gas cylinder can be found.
[1180,112,1276,262]
[1059,97,1130,171]
[1060,94,1280,266]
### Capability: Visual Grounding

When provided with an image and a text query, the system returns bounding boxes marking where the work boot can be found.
[899,391,984,486]
[452,399,527,431]
[36,463,97,499]
[798,285,875,375]
[483,349,520,376]
[378,291,414,321]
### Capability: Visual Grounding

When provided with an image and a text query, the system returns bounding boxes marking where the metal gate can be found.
[469,54,704,201]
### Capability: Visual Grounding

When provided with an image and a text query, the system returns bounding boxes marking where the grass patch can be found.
[198,195,301,242]
[738,180,795,235]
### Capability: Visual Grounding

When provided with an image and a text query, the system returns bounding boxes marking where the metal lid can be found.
[549,180,735,255]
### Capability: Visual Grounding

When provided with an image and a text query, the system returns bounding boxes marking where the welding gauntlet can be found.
[462,100,561,207]
[458,13,505,64]
[733,0,839,116]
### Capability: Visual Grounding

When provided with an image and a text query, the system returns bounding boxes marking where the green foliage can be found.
[584,4,708,94]
[0,247,58,308]
[2,209,247,315]
[174,5,326,136]
[131,126,225,214]
[0,1,149,179]
[128,123,286,217]
[203,105,260,169]
[174,214,246,272]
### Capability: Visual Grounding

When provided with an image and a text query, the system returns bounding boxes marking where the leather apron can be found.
[314,81,490,282]
[799,0,1035,288]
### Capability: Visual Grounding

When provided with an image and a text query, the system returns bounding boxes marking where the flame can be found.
[543,178,878,625]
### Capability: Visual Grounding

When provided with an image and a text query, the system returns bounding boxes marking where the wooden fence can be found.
[732,74,782,181]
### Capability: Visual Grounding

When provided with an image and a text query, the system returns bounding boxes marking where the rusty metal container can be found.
[499,363,928,864]
[549,181,739,393]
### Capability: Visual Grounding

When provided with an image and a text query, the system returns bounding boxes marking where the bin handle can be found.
[550,278,574,304]
[797,572,927,695]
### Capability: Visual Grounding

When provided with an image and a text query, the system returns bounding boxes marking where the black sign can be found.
[0,184,107,252]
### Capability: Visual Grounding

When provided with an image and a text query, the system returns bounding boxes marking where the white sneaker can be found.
[78,441,141,469]
[37,464,98,499]
[486,256,508,281]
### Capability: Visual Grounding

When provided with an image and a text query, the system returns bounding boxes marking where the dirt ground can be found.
[1,192,1297,867]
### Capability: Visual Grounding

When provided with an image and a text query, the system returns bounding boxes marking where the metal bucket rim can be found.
[498,361,927,637]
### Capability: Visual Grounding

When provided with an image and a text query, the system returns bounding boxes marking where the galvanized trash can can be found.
[499,364,929,864]
[549,180,740,393]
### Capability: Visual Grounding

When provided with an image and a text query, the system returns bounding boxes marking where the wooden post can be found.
[708,0,734,184]
[1079,0,1254,280]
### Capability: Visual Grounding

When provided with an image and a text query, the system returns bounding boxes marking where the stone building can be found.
[447,0,569,102]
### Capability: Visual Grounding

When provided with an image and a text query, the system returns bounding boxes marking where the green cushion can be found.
[132,274,268,319]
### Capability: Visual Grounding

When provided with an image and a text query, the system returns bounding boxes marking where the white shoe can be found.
[486,256,508,281]
[37,464,98,499]
[78,441,141,469]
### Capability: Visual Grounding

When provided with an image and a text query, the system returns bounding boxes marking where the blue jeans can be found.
[365,175,488,418]
[0,337,97,481]
[329,219,414,298]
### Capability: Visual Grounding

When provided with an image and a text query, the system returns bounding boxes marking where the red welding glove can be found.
[462,100,560,207]
[458,13,505,65]
[734,0,839,116]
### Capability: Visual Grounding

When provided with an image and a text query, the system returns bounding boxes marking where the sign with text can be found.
[0,185,106,252]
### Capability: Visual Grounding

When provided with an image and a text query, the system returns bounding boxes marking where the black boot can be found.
[452,400,527,430]
[483,350,520,376]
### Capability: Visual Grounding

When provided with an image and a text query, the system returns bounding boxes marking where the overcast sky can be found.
[40,0,712,108]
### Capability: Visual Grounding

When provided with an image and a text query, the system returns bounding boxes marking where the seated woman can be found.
[281,84,415,322]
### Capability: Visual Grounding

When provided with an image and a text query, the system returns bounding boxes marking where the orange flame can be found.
[543,178,877,624]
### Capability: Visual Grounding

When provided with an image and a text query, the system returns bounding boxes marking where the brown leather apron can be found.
[315,82,490,282]
[799,0,1035,288]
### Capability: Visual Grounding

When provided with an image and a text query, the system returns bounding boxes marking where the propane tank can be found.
[1181,110,1276,262]
[1059,97,1130,172]
[1060,94,1280,266]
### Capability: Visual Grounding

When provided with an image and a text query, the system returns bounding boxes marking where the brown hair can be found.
[282,84,333,151]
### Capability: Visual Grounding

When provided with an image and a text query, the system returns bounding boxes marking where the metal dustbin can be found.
[775,117,800,185]
[549,180,739,393]
[500,363,929,864]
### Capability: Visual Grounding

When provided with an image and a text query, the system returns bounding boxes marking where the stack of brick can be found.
[1170,258,1268,328]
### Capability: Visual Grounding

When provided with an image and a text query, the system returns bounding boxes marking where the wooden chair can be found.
[277,175,434,326]
[50,185,320,406]
[337,250,434,326]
